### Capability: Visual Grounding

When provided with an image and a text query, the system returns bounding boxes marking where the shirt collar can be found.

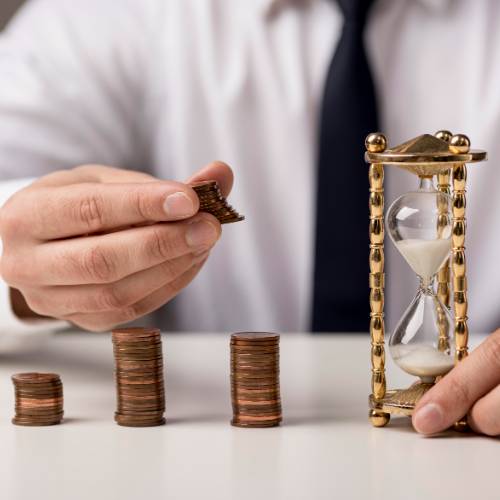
[258,0,311,19]
[259,0,455,19]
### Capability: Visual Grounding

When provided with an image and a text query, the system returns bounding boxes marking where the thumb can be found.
[186,161,234,198]
[412,331,500,434]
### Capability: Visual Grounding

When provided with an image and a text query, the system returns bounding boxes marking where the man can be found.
[0,0,499,435]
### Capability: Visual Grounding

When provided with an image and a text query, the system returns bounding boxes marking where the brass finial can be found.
[450,134,471,154]
[365,133,387,153]
[435,130,453,143]
[369,409,390,427]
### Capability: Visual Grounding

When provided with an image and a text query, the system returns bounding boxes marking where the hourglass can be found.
[364,132,487,428]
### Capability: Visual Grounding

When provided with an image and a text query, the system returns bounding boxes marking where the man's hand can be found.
[413,329,500,436]
[0,162,233,331]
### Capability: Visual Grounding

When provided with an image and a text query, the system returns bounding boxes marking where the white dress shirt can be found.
[0,0,499,340]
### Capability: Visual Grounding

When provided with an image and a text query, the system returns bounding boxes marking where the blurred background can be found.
[0,0,497,336]
[0,0,23,30]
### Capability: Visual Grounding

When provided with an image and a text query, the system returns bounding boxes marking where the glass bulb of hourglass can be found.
[387,176,454,383]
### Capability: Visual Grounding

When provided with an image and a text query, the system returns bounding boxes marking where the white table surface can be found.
[0,331,497,500]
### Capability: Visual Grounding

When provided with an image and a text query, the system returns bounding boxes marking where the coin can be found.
[231,352,279,359]
[115,360,164,369]
[16,407,64,419]
[233,414,282,422]
[118,404,166,412]
[15,398,63,406]
[231,332,280,342]
[12,418,62,427]
[234,405,282,413]
[117,379,165,386]
[115,412,164,421]
[113,342,160,348]
[232,391,280,398]
[113,343,162,351]
[231,359,279,367]
[231,415,282,427]
[12,373,61,384]
[234,399,281,406]
[115,417,166,427]
[14,389,64,397]
[112,327,161,340]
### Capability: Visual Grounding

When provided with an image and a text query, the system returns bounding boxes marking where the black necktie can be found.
[312,0,378,332]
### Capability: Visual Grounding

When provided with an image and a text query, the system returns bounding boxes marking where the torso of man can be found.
[0,0,498,333]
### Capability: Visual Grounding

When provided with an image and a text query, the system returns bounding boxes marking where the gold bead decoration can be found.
[369,288,384,314]
[369,218,384,245]
[369,191,384,217]
[369,410,390,427]
[452,163,467,190]
[449,134,471,154]
[369,247,384,274]
[435,130,453,143]
[370,316,384,344]
[365,133,387,153]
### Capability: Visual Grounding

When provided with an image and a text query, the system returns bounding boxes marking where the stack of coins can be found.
[112,327,165,427]
[230,332,282,428]
[191,180,245,224]
[11,373,64,426]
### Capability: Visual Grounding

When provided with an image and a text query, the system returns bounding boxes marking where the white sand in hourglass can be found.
[391,344,454,381]
[395,238,450,282]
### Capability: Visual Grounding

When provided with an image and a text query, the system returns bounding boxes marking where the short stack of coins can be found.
[191,180,245,224]
[230,332,282,428]
[112,327,165,427]
[11,373,64,426]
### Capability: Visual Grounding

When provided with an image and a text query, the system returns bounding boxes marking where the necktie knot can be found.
[336,0,375,29]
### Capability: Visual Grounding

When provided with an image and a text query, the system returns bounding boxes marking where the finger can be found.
[67,257,207,332]
[33,165,157,187]
[20,181,200,240]
[412,330,500,435]
[4,213,220,286]
[22,251,209,316]
[469,384,500,436]
[75,165,157,184]
[187,161,234,197]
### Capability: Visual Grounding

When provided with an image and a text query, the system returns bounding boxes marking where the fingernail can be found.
[163,192,195,218]
[413,403,443,434]
[186,220,218,249]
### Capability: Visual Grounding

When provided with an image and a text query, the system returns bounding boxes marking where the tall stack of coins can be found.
[230,332,282,428]
[11,373,64,426]
[112,327,165,427]
[191,180,245,224]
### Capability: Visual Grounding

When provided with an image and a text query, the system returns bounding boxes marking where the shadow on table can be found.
[376,415,500,439]
[166,414,228,425]
[59,417,93,425]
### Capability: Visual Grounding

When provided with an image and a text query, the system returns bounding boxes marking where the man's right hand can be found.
[0,162,233,331]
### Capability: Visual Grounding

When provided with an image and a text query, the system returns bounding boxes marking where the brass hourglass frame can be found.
[364,131,487,428]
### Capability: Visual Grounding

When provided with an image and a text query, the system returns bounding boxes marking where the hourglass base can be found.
[369,382,434,417]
